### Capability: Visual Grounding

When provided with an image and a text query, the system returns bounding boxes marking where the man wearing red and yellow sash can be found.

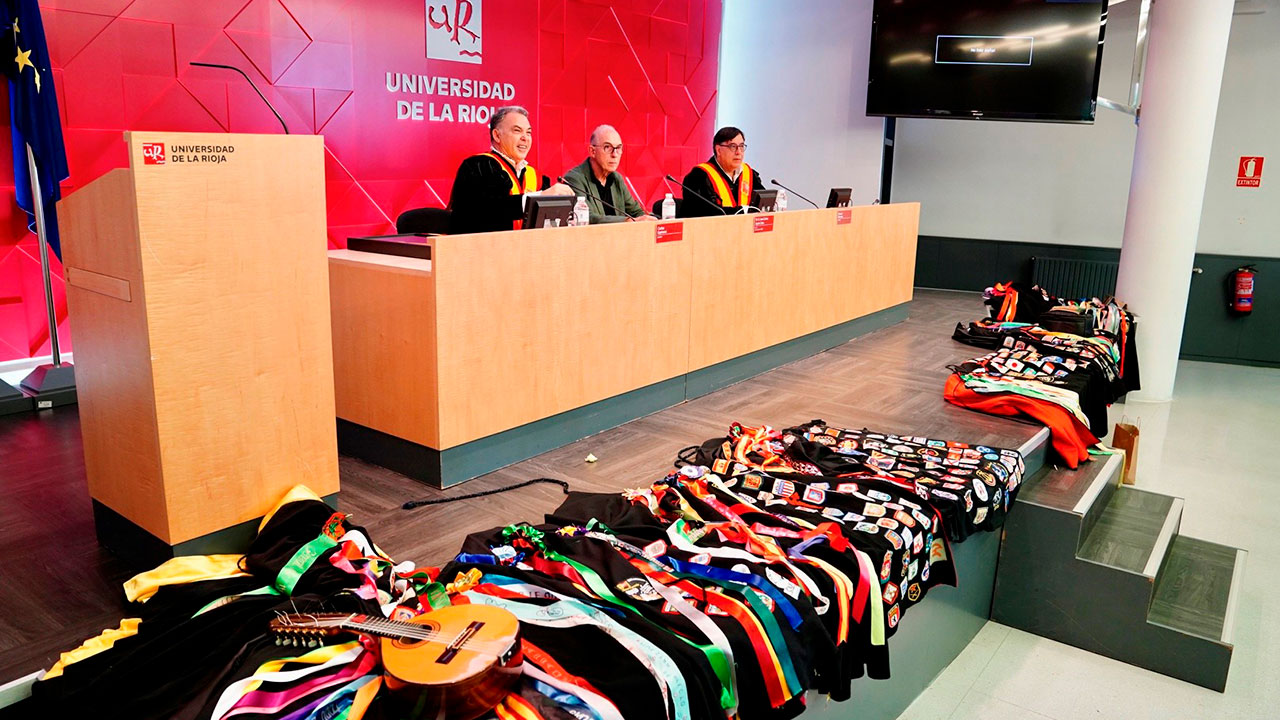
[679,126,766,218]
[447,105,574,234]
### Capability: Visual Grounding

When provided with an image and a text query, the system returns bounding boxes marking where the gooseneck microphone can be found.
[664,174,726,215]
[190,62,290,134]
[556,176,625,216]
[770,178,819,209]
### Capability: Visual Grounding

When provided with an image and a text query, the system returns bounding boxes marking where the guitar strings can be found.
[275,617,514,655]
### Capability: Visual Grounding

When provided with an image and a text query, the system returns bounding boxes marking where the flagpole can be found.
[18,142,75,407]
[26,144,60,365]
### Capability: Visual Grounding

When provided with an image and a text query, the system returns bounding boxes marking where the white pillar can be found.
[1115,0,1234,402]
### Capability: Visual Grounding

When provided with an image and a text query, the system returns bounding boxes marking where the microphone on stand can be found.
[770,178,819,209]
[556,176,629,217]
[190,62,290,134]
[664,174,726,215]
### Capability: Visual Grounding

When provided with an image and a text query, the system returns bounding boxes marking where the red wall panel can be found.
[0,0,722,361]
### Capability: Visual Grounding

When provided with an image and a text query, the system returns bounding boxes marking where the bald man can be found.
[561,125,653,224]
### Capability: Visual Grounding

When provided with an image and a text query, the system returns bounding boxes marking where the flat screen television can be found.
[867,0,1110,123]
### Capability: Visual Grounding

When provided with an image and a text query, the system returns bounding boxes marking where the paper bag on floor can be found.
[1113,419,1139,485]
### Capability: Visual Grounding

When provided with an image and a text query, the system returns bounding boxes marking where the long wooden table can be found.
[329,204,919,486]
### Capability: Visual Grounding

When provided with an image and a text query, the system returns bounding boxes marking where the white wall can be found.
[718,0,1277,258]
[717,0,884,208]
[893,2,1141,248]
[893,1,1278,258]
[1197,3,1278,257]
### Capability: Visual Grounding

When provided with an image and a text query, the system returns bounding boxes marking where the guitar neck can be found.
[338,614,431,639]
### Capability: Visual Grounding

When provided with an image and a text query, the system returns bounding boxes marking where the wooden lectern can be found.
[60,132,340,565]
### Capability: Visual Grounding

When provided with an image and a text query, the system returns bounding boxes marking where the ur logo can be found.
[427,0,482,64]
[141,143,165,165]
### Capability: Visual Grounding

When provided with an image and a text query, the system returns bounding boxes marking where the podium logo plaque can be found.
[141,143,166,165]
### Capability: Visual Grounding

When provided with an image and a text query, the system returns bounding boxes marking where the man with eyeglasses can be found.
[678,126,764,218]
[561,125,654,223]
[447,105,575,234]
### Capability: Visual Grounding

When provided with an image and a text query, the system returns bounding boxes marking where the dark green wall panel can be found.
[914,236,1280,367]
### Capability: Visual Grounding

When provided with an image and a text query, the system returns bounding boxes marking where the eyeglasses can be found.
[717,143,747,152]
[593,143,624,155]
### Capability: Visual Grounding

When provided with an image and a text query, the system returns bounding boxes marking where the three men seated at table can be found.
[447,108,764,232]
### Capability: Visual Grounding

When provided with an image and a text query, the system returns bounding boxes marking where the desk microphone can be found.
[770,178,820,209]
[664,174,726,215]
[190,62,290,134]
[556,176,630,217]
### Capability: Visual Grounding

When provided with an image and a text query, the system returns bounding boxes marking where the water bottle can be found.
[572,196,590,226]
[775,189,788,212]
[661,193,676,220]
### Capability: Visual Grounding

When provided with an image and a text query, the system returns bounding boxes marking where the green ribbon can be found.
[274,533,340,596]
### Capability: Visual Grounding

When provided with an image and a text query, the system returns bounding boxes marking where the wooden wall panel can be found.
[61,168,171,541]
[126,132,339,544]
[329,250,438,447]
[432,224,694,448]
[687,205,919,371]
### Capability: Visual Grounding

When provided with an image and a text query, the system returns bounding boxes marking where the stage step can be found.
[1148,536,1246,645]
[1077,487,1182,576]
[992,451,1245,691]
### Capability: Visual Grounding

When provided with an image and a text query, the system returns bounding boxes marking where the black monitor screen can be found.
[524,196,574,229]
[867,0,1109,123]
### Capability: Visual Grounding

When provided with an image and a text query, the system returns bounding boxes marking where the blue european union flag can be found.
[2,0,69,261]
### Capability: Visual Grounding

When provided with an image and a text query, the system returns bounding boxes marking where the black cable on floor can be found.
[402,478,570,510]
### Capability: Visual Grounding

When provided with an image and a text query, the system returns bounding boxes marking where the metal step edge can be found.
[1071,451,1124,516]
[1141,497,1185,579]
[1016,426,1051,462]
[1220,547,1249,646]
[0,669,44,709]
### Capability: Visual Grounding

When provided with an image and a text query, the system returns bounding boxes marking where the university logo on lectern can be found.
[426,0,482,64]
[141,143,166,165]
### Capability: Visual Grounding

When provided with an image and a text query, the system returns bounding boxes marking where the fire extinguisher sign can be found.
[1237,156,1263,188]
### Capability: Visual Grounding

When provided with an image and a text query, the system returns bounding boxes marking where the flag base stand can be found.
[20,363,76,410]
[1,379,33,415]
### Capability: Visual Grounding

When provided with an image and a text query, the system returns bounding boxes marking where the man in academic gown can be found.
[678,126,765,218]
[447,105,574,234]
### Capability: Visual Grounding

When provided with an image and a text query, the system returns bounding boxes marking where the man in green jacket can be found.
[562,125,655,223]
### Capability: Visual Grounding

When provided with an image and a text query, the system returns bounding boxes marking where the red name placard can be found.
[1238,156,1264,188]
[655,222,683,243]
[836,209,852,225]
[753,215,775,233]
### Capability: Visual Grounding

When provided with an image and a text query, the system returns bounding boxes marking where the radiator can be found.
[1032,257,1119,300]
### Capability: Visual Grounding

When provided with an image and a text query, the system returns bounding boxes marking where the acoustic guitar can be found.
[269,605,522,720]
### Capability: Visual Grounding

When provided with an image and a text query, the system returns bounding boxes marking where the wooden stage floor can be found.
[0,288,1041,683]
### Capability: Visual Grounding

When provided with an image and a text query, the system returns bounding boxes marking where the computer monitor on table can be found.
[523,196,575,229]
[827,188,852,208]
[753,189,779,213]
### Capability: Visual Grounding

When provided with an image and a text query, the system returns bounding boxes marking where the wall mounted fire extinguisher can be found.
[1228,265,1257,314]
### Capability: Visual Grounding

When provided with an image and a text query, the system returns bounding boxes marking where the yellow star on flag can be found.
[15,47,33,73]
